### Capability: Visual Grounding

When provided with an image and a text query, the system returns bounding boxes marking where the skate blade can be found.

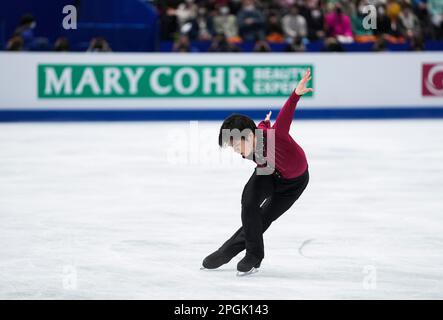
[236,267,259,277]
[200,266,218,271]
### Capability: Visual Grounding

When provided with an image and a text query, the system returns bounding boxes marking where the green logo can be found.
[38,64,313,98]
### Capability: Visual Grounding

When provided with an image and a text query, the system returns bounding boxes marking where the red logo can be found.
[422,63,443,96]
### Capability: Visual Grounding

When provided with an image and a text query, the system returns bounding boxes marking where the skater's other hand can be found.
[264,111,272,122]
[295,68,314,96]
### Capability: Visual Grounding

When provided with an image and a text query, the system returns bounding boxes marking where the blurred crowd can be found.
[5,0,443,52]
[157,0,443,52]
[5,13,113,52]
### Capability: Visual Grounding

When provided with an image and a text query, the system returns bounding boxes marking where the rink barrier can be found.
[1,53,442,117]
[1,107,443,122]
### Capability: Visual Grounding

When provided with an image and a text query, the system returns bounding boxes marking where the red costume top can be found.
[255,91,308,179]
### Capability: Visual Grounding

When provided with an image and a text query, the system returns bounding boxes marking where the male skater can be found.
[202,68,312,275]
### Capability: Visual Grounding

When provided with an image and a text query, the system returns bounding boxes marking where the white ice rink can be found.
[0,119,442,299]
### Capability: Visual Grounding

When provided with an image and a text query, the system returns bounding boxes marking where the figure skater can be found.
[202,68,313,275]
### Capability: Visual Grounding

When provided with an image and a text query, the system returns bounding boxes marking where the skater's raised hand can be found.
[295,68,313,96]
[264,111,272,122]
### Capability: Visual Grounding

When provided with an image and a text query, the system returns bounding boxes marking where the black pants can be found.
[218,167,309,260]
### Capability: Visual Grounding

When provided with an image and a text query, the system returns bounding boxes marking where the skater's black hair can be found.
[218,114,257,147]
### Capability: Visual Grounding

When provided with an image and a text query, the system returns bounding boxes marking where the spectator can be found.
[324,3,354,43]
[213,6,240,42]
[412,0,429,21]
[374,4,392,35]
[323,37,345,52]
[324,0,342,4]
[212,0,230,6]
[208,33,241,52]
[54,37,70,52]
[253,39,272,52]
[5,0,443,53]
[237,0,266,41]
[428,0,443,39]
[14,14,36,50]
[228,0,244,15]
[412,0,434,39]
[383,0,407,43]
[341,0,356,17]
[399,3,422,39]
[266,12,285,43]
[158,3,179,40]
[324,0,343,14]
[284,36,306,52]
[277,0,297,9]
[410,33,425,50]
[189,6,214,40]
[173,34,199,52]
[282,5,308,42]
[262,0,283,12]
[175,0,198,30]
[6,35,24,51]
[87,37,112,52]
[208,33,240,52]
[372,37,388,51]
[299,0,325,41]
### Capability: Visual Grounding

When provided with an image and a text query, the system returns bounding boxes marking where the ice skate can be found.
[201,249,235,270]
[236,254,261,276]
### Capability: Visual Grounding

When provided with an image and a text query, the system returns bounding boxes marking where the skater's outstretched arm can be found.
[273,68,313,133]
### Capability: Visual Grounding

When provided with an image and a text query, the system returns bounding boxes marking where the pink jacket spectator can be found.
[325,11,353,37]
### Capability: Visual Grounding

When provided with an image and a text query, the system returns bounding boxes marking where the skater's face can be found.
[231,133,255,158]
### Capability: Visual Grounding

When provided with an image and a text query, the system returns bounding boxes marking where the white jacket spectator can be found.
[175,0,198,29]
[214,6,239,39]
[282,6,307,40]
[399,5,421,37]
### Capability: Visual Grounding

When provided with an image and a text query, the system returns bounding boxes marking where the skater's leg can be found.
[218,226,246,257]
[236,169,309,273]
[219,193,301,257]
[219,169,309,255]
[218,169,273,257]
[203,170,271,268]
[240,170,274,260]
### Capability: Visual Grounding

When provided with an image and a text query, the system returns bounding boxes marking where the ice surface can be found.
[0,120,442,299]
